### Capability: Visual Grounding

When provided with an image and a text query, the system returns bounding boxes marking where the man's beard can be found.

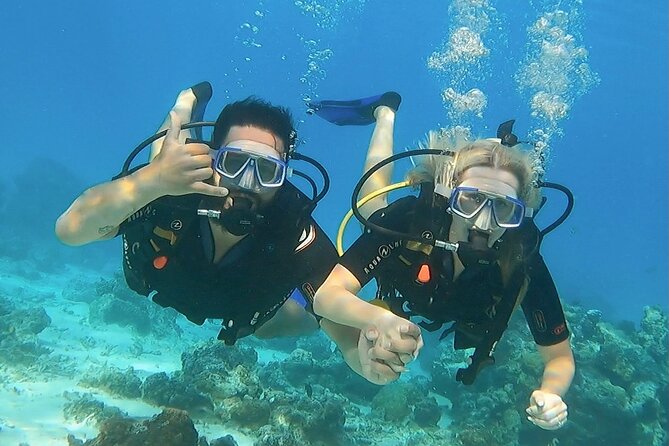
[199,186,270,235]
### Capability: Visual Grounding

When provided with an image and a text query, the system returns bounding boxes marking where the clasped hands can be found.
[357,311,424,385]
[526,390,569,430]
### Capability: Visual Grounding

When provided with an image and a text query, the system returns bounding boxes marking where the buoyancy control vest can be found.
[120,181,317,343]
[373,185,541,384]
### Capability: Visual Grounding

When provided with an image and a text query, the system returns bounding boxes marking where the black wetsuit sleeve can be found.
[521,253,570,346]
[287,219,339,314]
[339,197,413,287]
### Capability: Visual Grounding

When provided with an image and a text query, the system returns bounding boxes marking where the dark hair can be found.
[211,96,296,156]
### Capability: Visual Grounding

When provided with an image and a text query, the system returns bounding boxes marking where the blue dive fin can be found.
[189,81,213,140]
[307,91,401,126]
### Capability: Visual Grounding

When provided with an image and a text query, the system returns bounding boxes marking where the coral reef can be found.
[371,379,435,424]
[141,371,213,411]
[0,296,52,367]
[412,395,441,428]
[62,391,127,425]
[66,301,668,445]
[226,396,271,427]
[560,305,668,446]
[87,274,182,337]
[67,408,200,446]
[79,366,143,399]
[3,263,666,446]
[258,343,380,404]
[207,435,239,446]
[181,340,261,401]
[428,304,668,446]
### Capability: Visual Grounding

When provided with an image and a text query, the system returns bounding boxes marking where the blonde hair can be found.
[407,129,541,209]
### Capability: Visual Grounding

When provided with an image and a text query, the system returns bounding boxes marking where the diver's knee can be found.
[281,298,308,317]
[281,301,319,333]
[254,304,318,339]
[298,313,319,333]
[253,327,273,339]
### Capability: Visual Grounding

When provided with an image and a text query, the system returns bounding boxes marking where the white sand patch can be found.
[256,347,290,365]
[0,377,99,445]
[0,263,259,445]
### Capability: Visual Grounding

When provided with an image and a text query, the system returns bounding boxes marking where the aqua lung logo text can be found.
[364,241,401,274]
[378,245,391,258]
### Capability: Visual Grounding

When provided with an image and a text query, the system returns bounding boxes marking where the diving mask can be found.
[449,186,526,228]
[214,140,288,190]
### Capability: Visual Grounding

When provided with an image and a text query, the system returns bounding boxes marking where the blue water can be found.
[2,0,665,321]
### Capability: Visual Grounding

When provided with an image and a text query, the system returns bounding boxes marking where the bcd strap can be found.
[216,288,294,345]
[214,184,317,345]
[455,267,526,385]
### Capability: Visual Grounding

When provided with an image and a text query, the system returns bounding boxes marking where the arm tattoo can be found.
[98,225,115,235]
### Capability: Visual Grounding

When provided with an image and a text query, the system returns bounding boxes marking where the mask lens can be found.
[491,198,515,223]
[492,197,524,227]
[219,150,251,177]
[452,188,487,217]
[451,187,525,228]
[215,146,286,188]
[256,157,283,185]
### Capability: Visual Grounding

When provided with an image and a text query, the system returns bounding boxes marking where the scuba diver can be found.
[307,93,575,431]
[56,81,366,344]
